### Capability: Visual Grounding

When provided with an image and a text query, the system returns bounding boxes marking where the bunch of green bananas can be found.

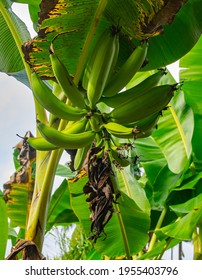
[28,26,177,170]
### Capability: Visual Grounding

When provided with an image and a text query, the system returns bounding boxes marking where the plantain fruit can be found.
[27,117,88,151]
[37,122,95,149]
[100,69,166,108]
[89,114,101,132]
[63,117,88,134]
[127,112,161,138]
[73,144,91,171]
[27,137,59,151]
[103,122,139,139]
[50,44,86,109]
[108,84,176,124]
[103,40,148,97]
[31,72,87,121]
[86,27,119,109]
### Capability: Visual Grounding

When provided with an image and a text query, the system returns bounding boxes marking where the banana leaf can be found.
[156,208,202,240]
[138,238,180,260]
[152,89,194,174]
[180,36,202,166]
[170,193,202,217]
[5,180,34,229]
[46,179,78,232]
[21,0,202,80]
[134,137,182,208]
[0,0,30,73]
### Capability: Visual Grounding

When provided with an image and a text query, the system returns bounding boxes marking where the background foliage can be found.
[0,0,202,259]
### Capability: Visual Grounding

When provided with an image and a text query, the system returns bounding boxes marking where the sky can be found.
[1,3,191,260]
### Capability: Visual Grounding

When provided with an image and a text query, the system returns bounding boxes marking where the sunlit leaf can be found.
[170,193,202,216]
[116,166,150,214]
[138,238,180,260]
[22,0,200,79]
[56,164,76,178]
[156,208,202,240]
[152,89,194,174]
[6,181,33,228]
[180,36,202,165]
[0,1,30,73]
[134,137,181,207]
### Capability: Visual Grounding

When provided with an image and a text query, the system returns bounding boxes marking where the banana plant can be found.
[0,0,202,260]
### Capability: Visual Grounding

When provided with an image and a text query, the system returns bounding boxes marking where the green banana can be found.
[73,144,91,170]
[27,117,88,151]
[89,115,101,132]
[50,44,86,109]
[125,112,160,129]
[108,84,176,124]
[63,117,88,134]
[86,28,119,108]
[27,137,59,151]
[31,72,87,121]
[37,122,95,149]
[103,40,148,97]
[130,112,160,138]
[82,26,119,91]
[103,122,139,139]
[100,69,165,108]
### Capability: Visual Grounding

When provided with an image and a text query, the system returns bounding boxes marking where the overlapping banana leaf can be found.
[156,207,202,240]
[6,181,33,229]
[20,0,202,80]
[3,146,35,230]
[152,89,194,174]
[180,36,202,166]
[1,0,202,85]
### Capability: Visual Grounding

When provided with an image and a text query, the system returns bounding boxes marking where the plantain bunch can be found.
[28,26,177,171]
[27,26,179,241]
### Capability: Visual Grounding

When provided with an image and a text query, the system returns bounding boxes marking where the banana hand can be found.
[125,112,160,138]
[103,40,148,97]
[31,72,87,121]
[108,84,176,124]
[27,117,88,151]
[73,144,91,171]
[27,137,59,151]
[37,122,95,149]
[103,122,139,139]
[100,69,165,108]
[50,44,86,109]
[86,27,120,109]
